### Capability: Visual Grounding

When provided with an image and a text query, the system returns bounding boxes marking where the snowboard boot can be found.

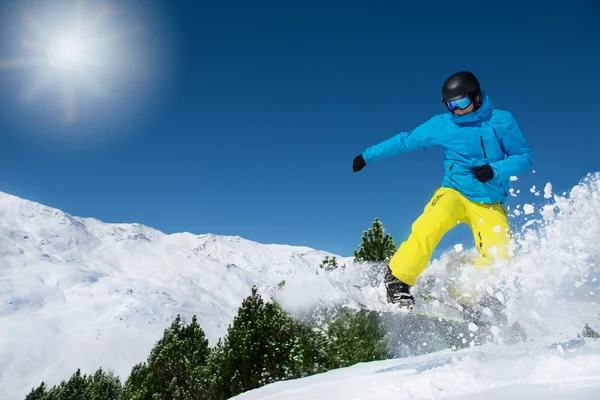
[385,278,415,309]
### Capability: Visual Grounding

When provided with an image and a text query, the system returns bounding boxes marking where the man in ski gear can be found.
[353,71,532,308]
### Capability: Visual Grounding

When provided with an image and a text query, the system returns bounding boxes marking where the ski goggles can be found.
[445,95,472,112]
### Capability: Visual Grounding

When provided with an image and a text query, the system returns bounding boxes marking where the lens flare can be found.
[46,37,83,72]
[0,0,151,125]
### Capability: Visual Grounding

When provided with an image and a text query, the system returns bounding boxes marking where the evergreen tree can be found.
[57,368,87,399]
[120,314,211,400]
[320,256,339,271]
[209,286,328,399]
[25,368,121,400]
[579,323,600,339]
[353,218,397,262]
[86,369,122,400]
[25,382,48,400]
[119,363,150,400]
[324,308,389,369]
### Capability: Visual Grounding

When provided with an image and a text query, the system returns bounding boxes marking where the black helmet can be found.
[442,71,483,109]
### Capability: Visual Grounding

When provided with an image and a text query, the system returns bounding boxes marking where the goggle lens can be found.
[446,96,472,112]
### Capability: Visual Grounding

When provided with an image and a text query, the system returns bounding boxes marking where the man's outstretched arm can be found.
[354,114,445,171]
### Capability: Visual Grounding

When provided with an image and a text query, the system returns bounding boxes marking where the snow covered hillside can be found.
[1,172,600,399]
[0,192,347,400]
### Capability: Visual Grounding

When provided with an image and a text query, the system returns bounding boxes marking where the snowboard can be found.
[391,292,528,346]
[325,273,527,351]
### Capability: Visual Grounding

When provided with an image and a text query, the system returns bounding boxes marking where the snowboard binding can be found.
[385,279,415,309]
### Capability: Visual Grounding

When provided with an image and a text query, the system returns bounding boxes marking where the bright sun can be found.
[46,37,84,72]
[0,1,145,124]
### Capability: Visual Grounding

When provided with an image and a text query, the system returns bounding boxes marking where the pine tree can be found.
[120,363,150,400]
[85,368,122,400]
[25,382,48,400]
[579,323,600,338]
[209,286,328,399]
[353,218,397,262]
[320,256,339,271]
[324,308,389,369]
[25,368,121,400]
[120,314,211,400]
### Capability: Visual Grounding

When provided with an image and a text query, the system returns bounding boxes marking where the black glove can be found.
[353,154,366,172]
[473,164,494,183]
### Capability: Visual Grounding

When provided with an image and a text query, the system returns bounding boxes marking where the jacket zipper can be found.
[480,136,487,158]
[479,136,505,194]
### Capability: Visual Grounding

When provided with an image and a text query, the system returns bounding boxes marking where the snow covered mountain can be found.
[0,191,354,399]
[2,172,600,400]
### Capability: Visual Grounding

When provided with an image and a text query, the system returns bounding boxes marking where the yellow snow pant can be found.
[389,187,512,288]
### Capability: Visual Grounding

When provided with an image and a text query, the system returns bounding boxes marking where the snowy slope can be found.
[0,192,352,399]
[1,172,600,399]
[232,338,600,400]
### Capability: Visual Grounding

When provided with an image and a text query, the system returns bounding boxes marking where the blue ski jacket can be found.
[362,94,532,204]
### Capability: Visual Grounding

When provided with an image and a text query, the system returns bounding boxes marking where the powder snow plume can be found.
[276,172,600,343]
[467,172,600,338]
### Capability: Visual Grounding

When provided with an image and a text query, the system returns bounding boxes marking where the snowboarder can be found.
[352,71,532,309]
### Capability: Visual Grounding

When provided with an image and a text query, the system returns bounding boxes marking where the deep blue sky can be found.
[0,0,599,257]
